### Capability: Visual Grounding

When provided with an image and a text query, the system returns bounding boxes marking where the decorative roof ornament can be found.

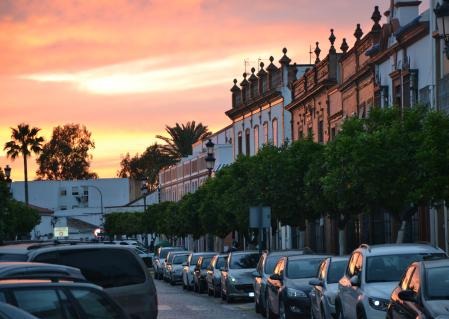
[240,72,249,87]
[257,62,267,77]
[354,23,364,42]
[329,29,336,54]
[314,42,321,64]
[279,47,291,65]
[248,67,258,82]
[340,38,349,54]
[371,6,382,32]
[267,56,278,72]
[230,78,240,92]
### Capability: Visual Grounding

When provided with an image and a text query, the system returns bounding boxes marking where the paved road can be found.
[155,279,262,319]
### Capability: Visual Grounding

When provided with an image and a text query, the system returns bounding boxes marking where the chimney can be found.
[393,0,421,26]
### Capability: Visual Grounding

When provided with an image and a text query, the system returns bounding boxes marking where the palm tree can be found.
[156,121,211,160]
[4,124,44,205]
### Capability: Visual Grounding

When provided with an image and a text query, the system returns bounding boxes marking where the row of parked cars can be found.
[0,240,158,319]
[153,243,449,319]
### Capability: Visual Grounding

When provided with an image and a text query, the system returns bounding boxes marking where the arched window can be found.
[263,122,268,144]
[245,128,250,156]
[272,118,278,146]
[238,131,243,155]
[254,125,259,154]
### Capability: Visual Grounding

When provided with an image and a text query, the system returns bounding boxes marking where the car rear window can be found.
[32,248,146,288]
[230,253,260,269]
[265,255,281,275]
[71,288,123,319]
[0,253,28,262]
[201,257,212,269]
[327,260,347,283]
[216,257,226,269]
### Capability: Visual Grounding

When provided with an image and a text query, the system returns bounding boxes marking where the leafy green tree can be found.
[36,124,97,180]
[156,121,211,160]
[117,143,174,191]
[3,200,40,240]
[4,123,45,205]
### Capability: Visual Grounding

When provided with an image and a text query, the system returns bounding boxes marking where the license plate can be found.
[249,292,255,297]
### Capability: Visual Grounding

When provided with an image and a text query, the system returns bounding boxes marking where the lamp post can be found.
[85,185,104,228]
[205,139,216,178]
[435,0,449,59]
[4,165,12,194]
[141,179,149,211]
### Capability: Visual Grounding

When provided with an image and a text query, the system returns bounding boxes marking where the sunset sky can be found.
[0,0,430,181]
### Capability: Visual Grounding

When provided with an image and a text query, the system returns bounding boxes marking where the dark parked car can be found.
[387,258,449,319]
[162,249,189,282]
[221,250,261,303]
[182,252,216,290]
[0,262,130,319]
[193,254,215,293]
[254,249,314,315]
[206,254,227,297]
[166,252,190,285]
[0,301,41,319]
[266,254,330,319]
[153,246,186,280]
[0,242,157,319]
[310,256,349,319]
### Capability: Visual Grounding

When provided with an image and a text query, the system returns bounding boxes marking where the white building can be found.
[10,178,149,239]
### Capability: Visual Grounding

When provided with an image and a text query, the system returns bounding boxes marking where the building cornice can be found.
[225,90,283,120]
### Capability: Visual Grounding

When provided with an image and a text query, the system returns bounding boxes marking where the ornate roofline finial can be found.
[314,42,321,64]
[329,29,336,54]
[354,23,363,42]
[371,6,382,32]
[340,38,349,54]
[279,47,291,65]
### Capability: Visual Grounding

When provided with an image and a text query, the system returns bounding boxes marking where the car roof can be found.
[357,243,445,256]
[329,256,350,262]
[288,254,331,261]
[267,249,313,257]
[230,250,259,255]
[422,258,449,269]
[0,301,40,319]
[0,280,103,290]
[0,262,86,282]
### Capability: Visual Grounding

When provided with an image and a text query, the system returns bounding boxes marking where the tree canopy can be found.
[36,124,97,180]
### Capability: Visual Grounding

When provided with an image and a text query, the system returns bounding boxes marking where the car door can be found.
[339,252,362,319]
[390,265,415,319]
[254,253,265,302]
[269,258,285,316]
[401,265,422,319]
[310,259,328,319]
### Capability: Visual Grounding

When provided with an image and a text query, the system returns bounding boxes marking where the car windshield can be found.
[287,258,322,279]
[230,253,260,269]
[425,266,449,300]
[161,249,181,259]
[265,255,281,275]
[216,257,226,269]
[173,255,188,264]
[327,260,347,283]
[366,253,446,283]
[190,255,200,266]
[201,257,212,269]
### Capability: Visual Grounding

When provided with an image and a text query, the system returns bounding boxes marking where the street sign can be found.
[54,226,68,238]
[249,206,271,228]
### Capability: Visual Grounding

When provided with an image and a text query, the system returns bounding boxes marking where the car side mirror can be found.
[349,275,360,286]
[270,273,282,281]
[398,290,416,302]
[252,271,261,278]
[309,278,324,287]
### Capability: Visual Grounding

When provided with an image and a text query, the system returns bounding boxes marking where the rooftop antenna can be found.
[244,59,250,73]
[309,44,313,64]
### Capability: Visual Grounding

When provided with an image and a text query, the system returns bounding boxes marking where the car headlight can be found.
[287,288,307,298]
[368,297,389,311]
[229,276,237,283]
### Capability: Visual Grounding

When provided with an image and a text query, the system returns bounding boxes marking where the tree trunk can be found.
[338,228,346,256]
[298,230,306,248]
[23,154,29,205]
[396,220,407,243]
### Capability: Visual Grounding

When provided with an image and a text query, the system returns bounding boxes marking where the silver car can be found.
[206,254,227,297]
[310,256,349,319]
[153,246,186,280]
[182,252,216,290]
[221,251,260,303]
[166,252,190,285]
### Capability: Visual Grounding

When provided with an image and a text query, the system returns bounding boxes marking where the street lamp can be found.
[435,0,449,59]
[85,185,104,228]
[141,179,149,211]
[205,139,216,178]
[4,165,12,194]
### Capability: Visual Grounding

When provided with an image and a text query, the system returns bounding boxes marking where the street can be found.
[155,279,261,319]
